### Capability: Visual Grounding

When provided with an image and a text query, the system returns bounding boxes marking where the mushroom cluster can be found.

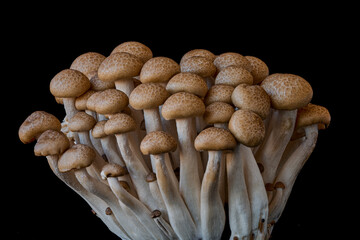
[18,41,330,240]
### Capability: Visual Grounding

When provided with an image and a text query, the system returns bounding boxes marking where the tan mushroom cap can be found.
[129,83,170,110]
[92,120,107,139]
[104,113,136,135]
[94,89,129,115]
[19,111,61,144]
[58,144,96,172]
[89,72,115,91]
[139,57,180,83]
[86,91,102,112]
[231,84,271,119]
[204,84,234,106]
[180,56,216,78]
[245,56,269,84]
[111,41,153,63]
[75,90,96,110]
[101,163,128,179]
[50,69,91,98]
[228,109,265,147]
[161,92,205,120]
[34,130,70,156]
[140,131,177,155]
[166,72,208,98]
[70,52,106,76]
[194,127,236,151]
[215,66,253,87]
[180,49,216,65]
[261,73,313,110]
[98,52,143,82]
[214,52,252,72]
[68,111,96,132]
[203,102,235,124]
[295,103,331,129]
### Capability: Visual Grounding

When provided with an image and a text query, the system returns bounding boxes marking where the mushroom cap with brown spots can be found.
[214,52,252,72]
[111,41,153,63]
[203,102,235,124]
[139,57,180,83]
[70,52,106,77]
[58,144,96,172]
[295,103,331,129]
[140,131,177,155]
[34,130,70,156]
[204,84,234,106]
[180,49,216,65]
[68,111,96,132]
[180,56,216,78]
[195,127,236,151]
[104,113,137,135]
[50,69,91,98]
[88,72,115,91]
[215,65,253,87]
[129,83,170,110]
[75,90,96,111]
[101,163,128,179]
[94,89,129,115]
[166,72,208,98]
[245,56,269,84]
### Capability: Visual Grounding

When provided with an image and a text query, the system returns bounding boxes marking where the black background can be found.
[5,7,355,240]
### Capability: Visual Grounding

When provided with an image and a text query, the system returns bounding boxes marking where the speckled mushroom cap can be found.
[91,120,107,139]
[166,72,208,98]
[203,102,235,124]
[34,130,70,156]
[94,89,129,115]
[180,56,216,78]
[58,144,96,172]
[129,83,170,110]
[261,73,313,110]
[19,111,61,144]
[180,49,216,65]
[86,91,102,112]
[204,84,234,106]
[101,163,128,179]
[140,131,177,155]
[97,52,143,82]
[89,72,115,91]
[231,84,271,119]
[75,90,96,111]
[215,66,253,87]
[228,109,265,147]
[194,127,236,151]
[139,57,180,83]
[214,52,252,72]
[245,56,269,84]
[70,52,106,77]
[295,103,331,129]
[161,92,205,120]
[104,113,136,135]
[50,69,91,98]
[68,111,96,132]
[111,41,153,63]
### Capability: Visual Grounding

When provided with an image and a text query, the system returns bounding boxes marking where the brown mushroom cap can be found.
[214,52,252,72]
[19,111,61,144]
[70,52,106,77]
[75,90,96,111]
[94,89,129,115]
[34,130,70,156]
[261,73,313,110]
[161,92,205,120]
[89,72,115,91]
[295,103,331,129]
[228,109,265,147]
[68,112,96,132]
[86,91,102,112]
[166,72,208,98]
[92,120,107,139]
[215,66,253,87]
[139,57,180,83]
[104,113,136,135]
[111,41,153,63]
[195,127,236,151]
[204,84,234,106]
[203,102,235,124]
[180,49,216,65]
[58,144,96,172]
[50,69,91,98]
[245,56,269,84]
[180,56,216,78]
[129,83,170,110]
[101,163,128,179]
[140,131,177,155]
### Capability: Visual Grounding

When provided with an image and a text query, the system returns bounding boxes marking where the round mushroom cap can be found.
[204,84,234,106]
[129,83,170,110]
[92,120,107,139]
[295,103,331,129]
[50,69,91,98]
[86,91,102,112]
[75,90,96,110]
[245,56,269,84]
[203,102,235,124]
[34,130,70,156]
[140,131,177,155]
[101,163,128,179]
[161,92,205,120]
[98,52,143,82]
[261,73,313,110]
[58,144,96,172]
[19,111,61,144]
[228,109,265,147]
[166,72,208,98]
[194,127,236,151]
[214,52,252,72]
[215,66,253,87]
[231,84,271,119]
[94,89,129,114]
[111,41,153,63]
[89,72,115,91]
[70,52,106,76]
[139,57,180,83]
[180,56,216,78]
[68,112,96,132]
[180,49,216,65]
[104,113,136,135]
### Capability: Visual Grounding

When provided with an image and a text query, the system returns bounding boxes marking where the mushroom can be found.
[179,49,216,66]
[140,131,198,240]
[204,84,234,106]
[213,52,253,73]
[215,65,254,87]
[70,52,106,78]
[194,127,236,240]
[244,56,269,85]
[110,41,153,64]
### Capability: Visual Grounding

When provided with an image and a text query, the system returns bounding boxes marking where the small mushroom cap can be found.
[228,109,265,147]
[19,111,61,144]
[68,112,97,132]
[34,130,70,156]
[101,163,128,179]
[195,127,236,151]
[203,102,235,124]
[50,69,91,98]
[180,56,216,78]
[75,90,96,110]
[245,56,269,84]
[111,41,153,63]
[140,131,177,155]
[261,73,313,110]
[129,83,170,110]
[58,144,96,172]
[139,57,180,83]
[161,92,205,120]
[70,52,106,76]
[166,72,208,98]
[204,84,234,106]
[86,91,102,112]
[98,52,143,82]
[94,89,129,115]
[92,120,107,139]
[215,66,253,87]
[180,49,216,65]
[231,84,271,119]
[104,113,136,135]
[89,72,115,91]
[295,103,331,129]
[214,52,252,72]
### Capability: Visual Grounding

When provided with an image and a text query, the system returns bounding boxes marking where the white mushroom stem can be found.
[227,145,252,240]
[63,98,80,143]
[200,150,226,240]
[152,153,198,240]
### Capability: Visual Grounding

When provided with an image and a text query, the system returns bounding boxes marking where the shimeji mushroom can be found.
[215,65,254,87]
[110,41,153,64]
[244,56,269,85]
[204,84,235,106]
[213,52,253,73]
[194,127,236,240]
[70,52,106,79]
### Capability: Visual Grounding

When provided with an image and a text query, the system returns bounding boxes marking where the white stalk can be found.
[63,98,80,143]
